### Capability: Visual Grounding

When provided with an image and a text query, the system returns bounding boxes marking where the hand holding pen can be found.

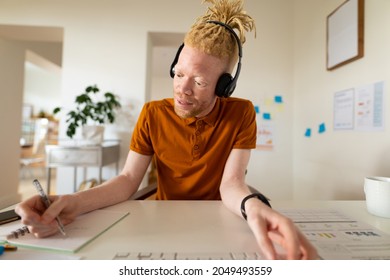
[12,179,77,239]
[8,180,67,239]
[32,179,67,237]
[7,180,67,239]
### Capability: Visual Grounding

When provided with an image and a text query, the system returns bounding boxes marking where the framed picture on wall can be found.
[326,0,364,70]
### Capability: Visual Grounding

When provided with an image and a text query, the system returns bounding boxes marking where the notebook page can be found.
[4,209,129,253]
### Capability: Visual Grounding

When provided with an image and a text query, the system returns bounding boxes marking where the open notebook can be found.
[1,209,129,253]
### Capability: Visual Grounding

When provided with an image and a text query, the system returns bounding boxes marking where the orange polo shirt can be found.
[130,97,257,200]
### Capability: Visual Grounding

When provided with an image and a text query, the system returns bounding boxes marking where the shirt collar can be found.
[184,98,220,127]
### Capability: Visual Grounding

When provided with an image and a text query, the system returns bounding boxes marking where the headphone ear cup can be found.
[170,43,184,78]
[170,67,175,78]
[215,73,233,98]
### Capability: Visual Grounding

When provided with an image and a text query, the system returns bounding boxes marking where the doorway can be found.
[0,24,64,199]
[147,32,184,102]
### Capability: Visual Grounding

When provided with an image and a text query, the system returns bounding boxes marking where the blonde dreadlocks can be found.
[184,0,256,65]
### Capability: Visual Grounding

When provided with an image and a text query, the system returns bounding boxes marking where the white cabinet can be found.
[45,142,120,193]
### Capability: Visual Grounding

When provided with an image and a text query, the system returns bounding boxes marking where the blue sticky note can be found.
[263,113,271,120]
[318,123,326,133]
[254,105,260,114]
[304,128,311,137]
[274,95,283,103]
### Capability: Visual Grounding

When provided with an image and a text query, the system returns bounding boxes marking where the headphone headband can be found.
[170,20,243,98]
[206,20,242,58]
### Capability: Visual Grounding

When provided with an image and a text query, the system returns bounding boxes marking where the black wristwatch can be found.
[240,193,272,220]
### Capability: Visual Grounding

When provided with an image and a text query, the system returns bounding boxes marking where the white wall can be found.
[292,0,390,200]
[243,0,294,199]
[0,38,24,208]
[1,0,389,203]
[151,76,174,101]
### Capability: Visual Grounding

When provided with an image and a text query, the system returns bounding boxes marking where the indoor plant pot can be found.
[53,85,121,144]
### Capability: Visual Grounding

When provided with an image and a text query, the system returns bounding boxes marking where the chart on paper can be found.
[279,208,390,259]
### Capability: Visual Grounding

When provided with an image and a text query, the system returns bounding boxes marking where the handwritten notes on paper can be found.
[6,209,129,253]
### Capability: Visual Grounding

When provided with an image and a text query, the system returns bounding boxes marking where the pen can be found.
[32,179,67,237]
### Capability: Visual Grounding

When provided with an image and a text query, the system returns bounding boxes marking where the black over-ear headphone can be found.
[170,20,242,98]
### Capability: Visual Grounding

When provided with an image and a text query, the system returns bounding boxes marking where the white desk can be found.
[75,200,257,259]
[2,200,390,260]
[45,142,120,193]
[74,200,390,259]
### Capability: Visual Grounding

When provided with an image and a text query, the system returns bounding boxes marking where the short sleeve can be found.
[130,103,154,155]
[232,101,257,149]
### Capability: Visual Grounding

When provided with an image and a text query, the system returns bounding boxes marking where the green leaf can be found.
[53,107,62,114]
[91,85,99,93]
[75,94,91,104]
[85,85,97,93]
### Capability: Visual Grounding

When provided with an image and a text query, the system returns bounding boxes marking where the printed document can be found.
[280,209,390,259]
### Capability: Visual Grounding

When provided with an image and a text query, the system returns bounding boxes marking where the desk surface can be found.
[73,200,390,259]
[2,200,390,260]
[74,200,256,259]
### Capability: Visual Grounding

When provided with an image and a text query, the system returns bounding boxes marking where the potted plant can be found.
[53,85,121,143]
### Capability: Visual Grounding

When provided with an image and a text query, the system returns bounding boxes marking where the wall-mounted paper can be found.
[334,88,354,130]
[333,81,385,132]
[355,81,384,131]
[257,123,274,151]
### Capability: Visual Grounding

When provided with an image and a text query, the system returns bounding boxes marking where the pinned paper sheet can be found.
[256,123,274,151]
